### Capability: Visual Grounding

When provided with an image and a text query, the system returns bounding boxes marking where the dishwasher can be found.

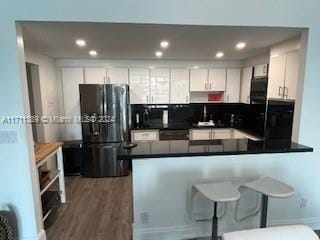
[159,129,189,140]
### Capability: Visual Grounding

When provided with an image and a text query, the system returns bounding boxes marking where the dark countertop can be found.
[117,139,313,160]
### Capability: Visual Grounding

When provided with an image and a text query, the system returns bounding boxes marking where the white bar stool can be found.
[240,176,295,228]
[191,182,240,240]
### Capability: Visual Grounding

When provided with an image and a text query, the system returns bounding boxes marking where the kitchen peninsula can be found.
[119,138,313,239]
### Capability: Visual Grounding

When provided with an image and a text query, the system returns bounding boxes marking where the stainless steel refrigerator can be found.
[79,84,131,177]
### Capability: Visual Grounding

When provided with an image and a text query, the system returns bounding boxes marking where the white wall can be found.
[24,49,61,142]
[1,0,320,239]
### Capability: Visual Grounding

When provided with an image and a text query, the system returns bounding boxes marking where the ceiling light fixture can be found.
[160,41,170,49]
[155,51,163,57]
[216,52,224,58]
[193,66,199,69]
[75,39,86,47]
[89,50,97,57]
[236,42,246,50]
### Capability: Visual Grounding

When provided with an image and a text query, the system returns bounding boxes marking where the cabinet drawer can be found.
[212,129,232,139]
[131,130,159,141]
[189,129,211,140]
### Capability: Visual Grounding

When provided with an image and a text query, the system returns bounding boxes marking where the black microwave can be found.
[250,77,268,104]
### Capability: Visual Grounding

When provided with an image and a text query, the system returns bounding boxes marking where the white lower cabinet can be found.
[131,130,159,141]
[212,129,231,139]
[189,129,212,140]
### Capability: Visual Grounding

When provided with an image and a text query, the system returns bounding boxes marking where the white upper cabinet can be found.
[150,68,170,104]
[61,68,84,140]
[129,68,150,104]
[225,69,241,103]
[240,67,253,104]
[268,55,286,99]
[84,68,106,84]
[253,64,268,78]
[284,50,300,100]
[190,68,208,92]
[170,68,190,104]
[107,68,129,85]
[208,68,226,91]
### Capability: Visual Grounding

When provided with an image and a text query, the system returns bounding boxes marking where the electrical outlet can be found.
[140,212,149,224]
[300,198,308,208]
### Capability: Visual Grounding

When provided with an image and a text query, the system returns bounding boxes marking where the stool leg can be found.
[212,202,218,240]
[260,194,268,228]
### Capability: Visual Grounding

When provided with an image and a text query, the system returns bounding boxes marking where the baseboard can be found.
[38,229,46,240]
[134,217,320,240]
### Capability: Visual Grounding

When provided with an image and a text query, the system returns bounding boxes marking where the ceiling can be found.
[22,22,303,61]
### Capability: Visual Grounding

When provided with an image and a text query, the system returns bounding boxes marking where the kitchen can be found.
[6,21,314,240]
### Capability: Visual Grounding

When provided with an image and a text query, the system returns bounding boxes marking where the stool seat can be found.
[243,177,295,198]
[194,182,241,202]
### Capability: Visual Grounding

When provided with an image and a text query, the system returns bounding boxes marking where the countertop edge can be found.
[118,147,313,160]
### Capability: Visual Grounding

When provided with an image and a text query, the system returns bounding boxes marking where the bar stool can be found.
[191,181,240,240]
[240,176,295,228]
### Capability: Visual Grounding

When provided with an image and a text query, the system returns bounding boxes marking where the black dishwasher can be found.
[159,130,189,140]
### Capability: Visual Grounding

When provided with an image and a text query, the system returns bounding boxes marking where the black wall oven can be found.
[250,78,268,104]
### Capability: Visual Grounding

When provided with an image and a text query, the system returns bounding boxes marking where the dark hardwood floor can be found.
[46,174,133,240]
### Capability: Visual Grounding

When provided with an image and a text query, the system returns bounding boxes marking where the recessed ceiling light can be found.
[75,39,86,47]
[236,42,246,50]
[216,52,224,58]
[89,50,97,57]
[155,51,163,57]
[193,66,199,69]
[149,66,155,69]
[160,41,169,49]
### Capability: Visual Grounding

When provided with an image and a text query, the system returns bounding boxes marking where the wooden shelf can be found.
[40,170,60,196]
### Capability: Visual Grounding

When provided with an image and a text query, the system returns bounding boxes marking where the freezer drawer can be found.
[82,144,129,177]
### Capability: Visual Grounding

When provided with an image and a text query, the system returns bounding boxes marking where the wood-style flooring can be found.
[46,174,133,240]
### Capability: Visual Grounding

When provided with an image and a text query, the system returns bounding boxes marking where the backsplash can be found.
[131,103,253,130]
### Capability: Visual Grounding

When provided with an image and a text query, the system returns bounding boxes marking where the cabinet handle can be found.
[227,95,229,102]
[104,76,106,83]
[284,87,288,98]
[147,96,149,103]
[209,83,212,90]
[152,96,154,103]
[278,86,283,97]
[205,83,207,90]
[247,96,250,103]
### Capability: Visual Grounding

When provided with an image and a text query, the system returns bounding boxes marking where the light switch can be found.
[0,131,18,144]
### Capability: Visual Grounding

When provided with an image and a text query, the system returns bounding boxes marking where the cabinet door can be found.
[129,68,150,104]
[254,64,268,78]
[225,69,241,103]
[170,69,190,104]
[190,68,208,92]
[267,55,286,99]
[189,129,211,140]
[150,68,170,104]
[131,130,159,141]
[61,68,84,140]
[84,68,106,84]
[284,50,300,100]
[240,67,253,104]
[107,68,129,85]
[208,68,226,91]
[212,129,232,139]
